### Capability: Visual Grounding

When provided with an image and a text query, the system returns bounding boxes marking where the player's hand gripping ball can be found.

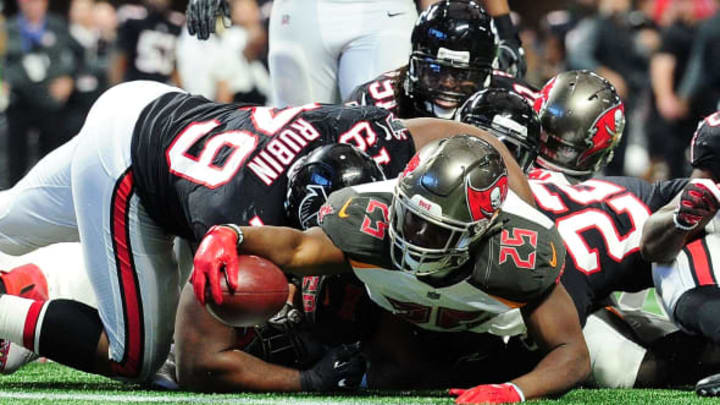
[205,255,289,327]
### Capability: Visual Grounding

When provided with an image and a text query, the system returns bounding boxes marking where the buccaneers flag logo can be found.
[579,104,625,165]
[465,174,508,221]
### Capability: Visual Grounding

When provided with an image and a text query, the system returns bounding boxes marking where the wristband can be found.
[209,224,245,247]
[507,382,525,402]
[672,209,700,231]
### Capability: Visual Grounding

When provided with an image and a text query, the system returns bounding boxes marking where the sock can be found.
[0,297,103,372]
[0,295,46,351]
[38,299,103,372]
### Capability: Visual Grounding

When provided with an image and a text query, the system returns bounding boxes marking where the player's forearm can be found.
[179,349,302,392]
[511,341,590,400]
[237,226,347,276]
[237,226,304,269]
[640,207,702,262]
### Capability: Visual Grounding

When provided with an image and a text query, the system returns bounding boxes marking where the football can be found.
[206,255,289,327]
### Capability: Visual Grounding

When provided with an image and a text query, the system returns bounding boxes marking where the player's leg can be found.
[0,81,183,381]
[268,0,338,106]
[335,0,416,100]
[0,243,93,375]
[653,233,720,343]
[0,136,80,255]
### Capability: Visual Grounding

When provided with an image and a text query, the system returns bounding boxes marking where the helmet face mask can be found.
[408,54,492,116]
[388,135,508,276]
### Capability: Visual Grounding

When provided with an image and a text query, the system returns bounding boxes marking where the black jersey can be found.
[115,5,183,83]
[130,92,416,240]
[319,181,564,334]
[528,168,687,323]
[346,68,541,118]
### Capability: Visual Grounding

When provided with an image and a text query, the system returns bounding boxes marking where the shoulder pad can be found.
[470,207,565,303]
[319,184,395,268]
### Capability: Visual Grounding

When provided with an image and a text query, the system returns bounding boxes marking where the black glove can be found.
[186,0,231,40]
[268,302,305,331]
[494,14,526,78]
[673,179,720,230]
[300,342,366,391]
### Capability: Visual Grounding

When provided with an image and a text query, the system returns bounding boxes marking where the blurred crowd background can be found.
[0,0,718,188]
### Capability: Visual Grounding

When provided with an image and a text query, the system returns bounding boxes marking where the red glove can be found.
[449,383,524,404]
[673,179,720,230]
[191,225,240,305]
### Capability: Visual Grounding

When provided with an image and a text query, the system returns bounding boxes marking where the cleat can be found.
[149,345,178,390]
[696,373,720,396]
[0,264,49,301]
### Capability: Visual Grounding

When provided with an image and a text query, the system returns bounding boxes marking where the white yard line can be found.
[0,392,352,404]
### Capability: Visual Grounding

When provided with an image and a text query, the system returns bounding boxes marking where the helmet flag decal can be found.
[580,104,625,165]
[465,173,508,221]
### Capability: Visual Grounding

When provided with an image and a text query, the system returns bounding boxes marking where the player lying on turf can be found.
[456,73,720,390]
[173,144,383,393]
[640,111,720,396]
[0,80,534,384]
[192,134,590,403]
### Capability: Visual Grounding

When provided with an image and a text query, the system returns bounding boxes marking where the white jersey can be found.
[319,180,565,337]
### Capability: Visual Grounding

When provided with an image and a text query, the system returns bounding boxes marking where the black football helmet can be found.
[389,135,508,276]
[534,70,625,178]
[457,88,540,172]
[285,144,385,230]
[691,112,720,180]
[405,0,498,118]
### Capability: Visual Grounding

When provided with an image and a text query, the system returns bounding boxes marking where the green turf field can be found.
[0,362,713,405]
[0,290,702,405]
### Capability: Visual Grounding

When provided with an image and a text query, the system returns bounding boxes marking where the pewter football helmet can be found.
[389,135,508,276]
[535,70,625,177]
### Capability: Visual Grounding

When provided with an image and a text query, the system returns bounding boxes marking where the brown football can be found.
[206,255,289,327]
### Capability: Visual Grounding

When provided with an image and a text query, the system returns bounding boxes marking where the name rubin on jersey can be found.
[247,118,321,185]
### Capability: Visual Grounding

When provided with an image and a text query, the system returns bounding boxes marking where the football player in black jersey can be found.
[345,0,540,120]
[641,111,720,396]
[0,80,532,384]
[194,135,589,403]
